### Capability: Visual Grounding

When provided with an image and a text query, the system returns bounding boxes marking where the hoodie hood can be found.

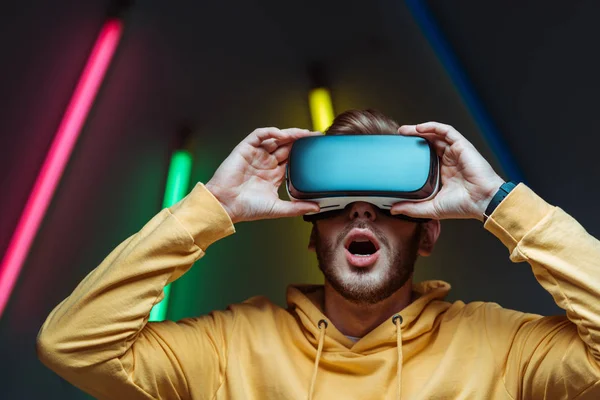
[286,280,452,354]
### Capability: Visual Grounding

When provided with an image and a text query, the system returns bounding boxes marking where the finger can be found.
[246,127,280,146]
[276,128,322,145]
[273,163,287,186]
[397,125,418,135]
[261,129,315,155]
[415,122,463,145]
[260,138,279,153]
[390,200,438,219]
[271,200,320,218]
[272,143,293,163]
[398,126,449,157]
[398,125,442,142]
[430,138,451,158]
[400,123,460,147]
[272,162,292,185]
[249,127,320,146]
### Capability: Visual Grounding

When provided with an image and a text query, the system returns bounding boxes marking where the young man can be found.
[37,110,600,399]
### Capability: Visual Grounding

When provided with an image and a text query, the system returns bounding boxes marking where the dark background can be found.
[1,1,598,398]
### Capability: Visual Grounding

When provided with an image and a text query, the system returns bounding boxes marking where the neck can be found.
[323,279,414,338]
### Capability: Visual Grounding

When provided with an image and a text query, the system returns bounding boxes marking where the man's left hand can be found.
[391,122,506,222]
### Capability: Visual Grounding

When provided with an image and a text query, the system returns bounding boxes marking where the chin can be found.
[338,258,389,288]
[346,261,381,276]
[317,237,417,305]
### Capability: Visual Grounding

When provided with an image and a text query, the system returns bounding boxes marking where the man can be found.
[37,109,600,399]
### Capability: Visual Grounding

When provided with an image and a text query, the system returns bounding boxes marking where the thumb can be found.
[272,200,320,218]
[390,200,437,219]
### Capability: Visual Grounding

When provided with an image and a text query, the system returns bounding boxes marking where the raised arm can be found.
[394,121,600,398]
[483,183,600,398]
[37,127,321,399]
[37,183,236,399]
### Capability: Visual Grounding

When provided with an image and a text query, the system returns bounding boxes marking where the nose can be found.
[348,202,377,221]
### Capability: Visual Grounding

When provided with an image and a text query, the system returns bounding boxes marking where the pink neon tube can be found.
[0,19,123,318]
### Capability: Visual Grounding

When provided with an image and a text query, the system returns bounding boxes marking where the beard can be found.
[315,220,422,305]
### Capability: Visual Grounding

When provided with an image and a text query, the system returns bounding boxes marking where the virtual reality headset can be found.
[286,134,440,223]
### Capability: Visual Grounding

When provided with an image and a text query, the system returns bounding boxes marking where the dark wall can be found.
[428,0,600,231]
[0,1,597,398]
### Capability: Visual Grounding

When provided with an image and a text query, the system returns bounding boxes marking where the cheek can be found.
[316,221,344,243]
[381,224,420,250]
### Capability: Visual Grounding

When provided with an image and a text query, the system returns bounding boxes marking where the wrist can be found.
[482,180,522,223]
[474,177,506,222]
[205,182,239,224]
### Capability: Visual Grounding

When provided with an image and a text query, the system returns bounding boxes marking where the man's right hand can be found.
[205,127,322,224]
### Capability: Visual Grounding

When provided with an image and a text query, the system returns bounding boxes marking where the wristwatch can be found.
[483,181,519,223]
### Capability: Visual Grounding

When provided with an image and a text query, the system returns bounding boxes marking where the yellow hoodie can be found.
[37,183,600,399]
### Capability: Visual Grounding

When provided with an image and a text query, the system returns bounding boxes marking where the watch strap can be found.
[483,181,518,223]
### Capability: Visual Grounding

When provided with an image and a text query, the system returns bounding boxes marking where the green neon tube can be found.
[149,150,193,322]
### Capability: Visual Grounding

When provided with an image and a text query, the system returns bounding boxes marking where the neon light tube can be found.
[309,87,335,132]
[149,150,193,321]
[0,19,124,319]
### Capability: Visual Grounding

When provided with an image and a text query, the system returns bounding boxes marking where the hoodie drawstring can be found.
[392,314,403,400]
[308,316,402,399]
[308,319,328,400]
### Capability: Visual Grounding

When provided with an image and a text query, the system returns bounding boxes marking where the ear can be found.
[308,224,316,252]
[418,219,441,257]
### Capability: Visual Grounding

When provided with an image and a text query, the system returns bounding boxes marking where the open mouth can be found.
[344,229,381,267]
[347,239,378,256]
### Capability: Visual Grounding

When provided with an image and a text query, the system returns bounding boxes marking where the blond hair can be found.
[325,109,400,135]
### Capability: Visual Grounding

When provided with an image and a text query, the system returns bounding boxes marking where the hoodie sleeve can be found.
[36,183,236,400]
[483,183,600,398]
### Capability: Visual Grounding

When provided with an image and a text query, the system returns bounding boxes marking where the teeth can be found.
[354,238,370,242]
